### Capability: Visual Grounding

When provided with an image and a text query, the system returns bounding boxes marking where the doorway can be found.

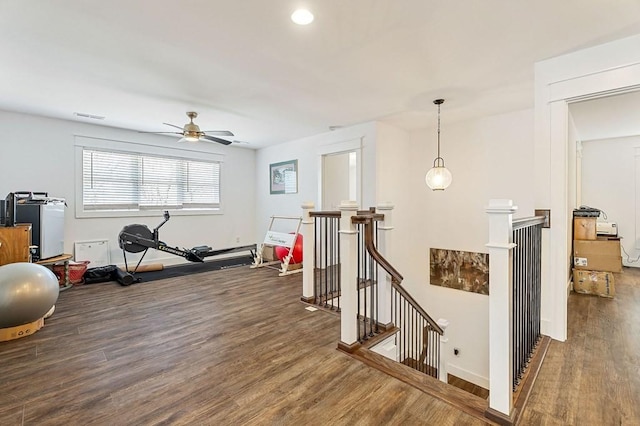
[322,150,359,210]
[569,90,640,267]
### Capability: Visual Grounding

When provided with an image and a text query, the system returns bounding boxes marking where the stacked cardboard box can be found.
[573,237,622,273]
[572,216,621,298]
[573,217,597,240]
[572,269,615,298]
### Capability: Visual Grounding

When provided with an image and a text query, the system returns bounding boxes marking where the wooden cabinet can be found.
[0,224,32,266]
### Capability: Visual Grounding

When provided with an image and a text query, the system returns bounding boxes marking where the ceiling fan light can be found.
[184,134,199,142]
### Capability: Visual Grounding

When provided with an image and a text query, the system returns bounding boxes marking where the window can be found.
[81,148,221,213]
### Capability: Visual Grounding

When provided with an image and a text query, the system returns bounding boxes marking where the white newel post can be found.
[437,318,450,383]
[376,202,394,327]
[301,202,315,302]
[339,200,360,349]
[486,199,517,420]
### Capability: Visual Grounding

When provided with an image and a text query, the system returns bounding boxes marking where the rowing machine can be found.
[118,211,256,274]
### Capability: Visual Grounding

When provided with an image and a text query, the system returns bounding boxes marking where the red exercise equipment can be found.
[275,233,303,264]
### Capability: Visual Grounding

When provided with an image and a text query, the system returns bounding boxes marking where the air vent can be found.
[74,112,105,120]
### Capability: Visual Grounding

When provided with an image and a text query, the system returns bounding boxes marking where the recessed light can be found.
[291,9,314,25]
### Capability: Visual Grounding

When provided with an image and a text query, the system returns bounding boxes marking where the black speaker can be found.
[4,193,16,227]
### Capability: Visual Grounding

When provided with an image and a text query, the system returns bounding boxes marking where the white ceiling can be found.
[1,1,640,148]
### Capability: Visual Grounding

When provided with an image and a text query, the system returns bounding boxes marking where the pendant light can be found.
[425,98,452,191]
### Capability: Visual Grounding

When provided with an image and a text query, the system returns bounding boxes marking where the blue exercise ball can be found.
[0,263,59,329]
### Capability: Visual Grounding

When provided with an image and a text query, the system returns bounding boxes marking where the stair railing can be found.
[512,216,544,390]
[353,210,382,341]
[306,209,341,311]
[353,213,444,380]
[303,202,448,381]
[486,199,546,421]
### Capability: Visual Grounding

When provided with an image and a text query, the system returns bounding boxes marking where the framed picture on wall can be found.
[270,160,298,194]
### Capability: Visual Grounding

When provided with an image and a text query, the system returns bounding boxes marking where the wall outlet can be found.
[236,237,240,243]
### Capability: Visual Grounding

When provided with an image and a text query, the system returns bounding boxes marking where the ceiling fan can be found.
[141,111,234,145]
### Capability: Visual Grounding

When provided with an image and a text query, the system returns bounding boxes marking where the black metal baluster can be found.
[374,221,379,334]
[404,300,408,365]
[511,219,545,390]
[336,217,341,313]
[370,231,374,336]
[437,329,441,379]
[513,227,516,389]
[314,218,319,305]
[413,306,417,367]
[329,217,335,311]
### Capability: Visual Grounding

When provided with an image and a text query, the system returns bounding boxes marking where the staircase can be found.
[301,200,550,426]
[302,203,449,381]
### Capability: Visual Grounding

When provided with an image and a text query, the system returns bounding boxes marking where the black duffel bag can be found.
[83,265,118,284]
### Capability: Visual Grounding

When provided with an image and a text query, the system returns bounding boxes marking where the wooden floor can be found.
[0,266,490,425]
[2,265,638,425]
[519,267,640,425]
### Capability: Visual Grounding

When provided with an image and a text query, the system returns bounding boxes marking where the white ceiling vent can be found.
[74,112,105,120]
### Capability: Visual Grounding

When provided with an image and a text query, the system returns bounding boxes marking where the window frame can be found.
[74,135,225,219]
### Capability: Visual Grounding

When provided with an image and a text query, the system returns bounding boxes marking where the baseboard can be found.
[540,318,552,337]
[485,406,517,426]
[300,295,315,304]
[337,340,361,354]
[447,364,489,390]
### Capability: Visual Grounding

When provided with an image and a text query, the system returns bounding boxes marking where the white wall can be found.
[581,136,640,267]
[254,122,377,236]
[396,108,535,388]
[0,110,256,266]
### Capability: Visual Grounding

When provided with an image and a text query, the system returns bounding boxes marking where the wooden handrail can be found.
[310,208,384,220]
[356,215,444,335]
[309,211,341,218]
[512,216,545,230]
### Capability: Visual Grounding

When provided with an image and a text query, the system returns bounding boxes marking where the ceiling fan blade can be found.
[138,131,183,135]
[202,130,234,137]
[163,122,185,131]
[201,134,232,145]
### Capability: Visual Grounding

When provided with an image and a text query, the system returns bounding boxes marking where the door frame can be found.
[317,138,363,210]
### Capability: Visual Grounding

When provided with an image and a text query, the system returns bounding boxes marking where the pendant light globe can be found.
[425,161,452,190]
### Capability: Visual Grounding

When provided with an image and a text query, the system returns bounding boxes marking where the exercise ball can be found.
[0,263,59,329]
[275,234,303,264]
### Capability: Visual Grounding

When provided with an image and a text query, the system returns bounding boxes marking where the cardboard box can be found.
[573,238,622,273]
[261,245,276,262]
[573,217,597,240]
[572,269,615,298]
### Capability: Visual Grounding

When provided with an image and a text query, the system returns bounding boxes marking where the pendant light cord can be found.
[432,98,445,167]
[437,102,441,159]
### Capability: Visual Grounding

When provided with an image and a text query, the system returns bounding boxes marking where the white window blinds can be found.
[82,148,220,212]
